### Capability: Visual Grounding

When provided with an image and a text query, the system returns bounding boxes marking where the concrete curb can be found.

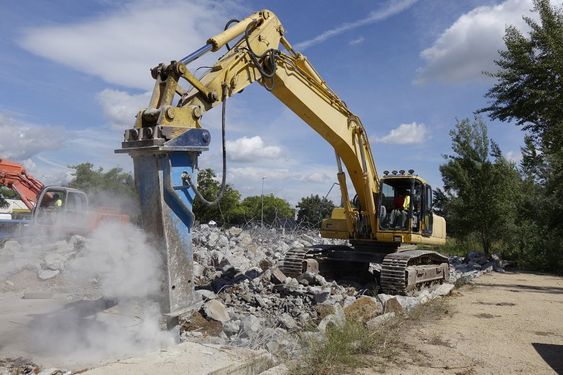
[82,342,275,375]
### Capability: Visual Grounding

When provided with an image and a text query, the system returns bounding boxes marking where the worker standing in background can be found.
[53,193,63,208]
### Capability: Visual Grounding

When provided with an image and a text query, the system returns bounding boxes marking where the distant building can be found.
[0,199,31,219]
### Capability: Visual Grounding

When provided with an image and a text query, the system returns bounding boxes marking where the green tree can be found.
[192,168,241,225]
[0,186,17,208]
[234,194,294,226]
[482,0,563,153]
[296,194,335,228]
[69,163,135,196]
[439,118,521,255]
[481,0,563,271]
[68,163,136,208]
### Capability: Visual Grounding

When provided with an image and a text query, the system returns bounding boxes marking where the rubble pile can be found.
[0,236,88,294]
[186,224,349,352]
[449,251,506,284]
[0,224,507,359]
[182,225,506,354]
[0,357,40,375]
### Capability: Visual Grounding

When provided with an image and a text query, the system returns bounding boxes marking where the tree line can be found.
[436,0,562,273]
[191,168,334,227]
[66,164,335,229]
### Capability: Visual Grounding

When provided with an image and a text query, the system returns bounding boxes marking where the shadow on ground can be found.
[477,282,563,295]
[532,343,563,374]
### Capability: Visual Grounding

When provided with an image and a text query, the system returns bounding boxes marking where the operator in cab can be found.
[389,189,410,229]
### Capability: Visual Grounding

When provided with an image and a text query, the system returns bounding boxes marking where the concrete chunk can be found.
[433,283,455,297]
[344,296,383,322]
[38,269,60,280]
[366,312,396,329]
[270,267,287,284]
[203,299,230,322]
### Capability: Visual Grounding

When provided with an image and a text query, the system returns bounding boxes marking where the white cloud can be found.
[375,122,428,144]
[226,165,339,205]
[19,0,240,90]
[349,37,365,46]
[415,0,555,84]
[0,110,132,186]
[506,150,522,163]
[97,89,150,129]
[301,171,332,183]
[226,136,282,162]
[295,0,417,50]
[229,166,290,181]
[0,112,63,161]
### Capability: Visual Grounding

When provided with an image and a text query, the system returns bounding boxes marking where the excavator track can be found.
[281,247,310,277]
[380,250,449,295]
[281,247,449,296]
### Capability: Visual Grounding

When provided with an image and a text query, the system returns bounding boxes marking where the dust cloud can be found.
[0,218,177,368]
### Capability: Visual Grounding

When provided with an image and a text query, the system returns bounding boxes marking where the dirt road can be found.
[366,272,563,374]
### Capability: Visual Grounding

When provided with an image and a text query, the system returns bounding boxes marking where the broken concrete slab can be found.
[344,296,383,322]
[82,341,274,375]
[394,295,420,311]
[433,283,455,297]
[270,267,287,285]
[278,313,297,330]
[259,363,289,375]
[203,300,230,322]
[37,269,60,281]
[196,289,217,301]
[366,312,395,329]
[382,297,404,315]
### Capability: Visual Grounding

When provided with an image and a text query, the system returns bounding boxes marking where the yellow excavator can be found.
[119,10,449,315]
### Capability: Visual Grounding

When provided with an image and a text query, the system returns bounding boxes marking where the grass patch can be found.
[292,298,455,375]
[426,334,451,347]
[407,297,454,323]
[292,319,398,375]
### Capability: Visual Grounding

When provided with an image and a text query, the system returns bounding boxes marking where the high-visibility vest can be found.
[403,195,410,210]
[55,199,63,207]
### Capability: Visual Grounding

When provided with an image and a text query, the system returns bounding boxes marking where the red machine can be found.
[0,159,44,210]
[0,159,128,235]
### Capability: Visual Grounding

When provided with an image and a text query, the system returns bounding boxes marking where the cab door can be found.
[422,184,433,236]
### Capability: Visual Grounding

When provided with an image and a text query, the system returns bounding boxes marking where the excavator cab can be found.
[378,171,433,235]
[376,170,445,247]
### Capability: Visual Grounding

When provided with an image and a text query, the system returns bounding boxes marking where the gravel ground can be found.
[359,271,563,375]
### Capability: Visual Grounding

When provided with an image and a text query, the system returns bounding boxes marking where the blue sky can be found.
[0,0,552,205]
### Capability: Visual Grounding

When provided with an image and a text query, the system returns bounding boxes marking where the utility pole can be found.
[261,177,265,228]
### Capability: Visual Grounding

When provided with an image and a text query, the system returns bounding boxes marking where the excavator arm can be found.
[0,159,45,210]
[127,9,380,239]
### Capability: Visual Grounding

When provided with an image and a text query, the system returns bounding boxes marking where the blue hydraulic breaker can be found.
[115,41,222,323]
[116,127,210,319]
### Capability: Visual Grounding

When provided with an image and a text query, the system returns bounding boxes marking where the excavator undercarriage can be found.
[281,245,449,295]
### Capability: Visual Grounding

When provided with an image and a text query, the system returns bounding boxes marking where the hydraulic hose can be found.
[224,19,240,51]
[186,84,228,206]
[244,20,279,90]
